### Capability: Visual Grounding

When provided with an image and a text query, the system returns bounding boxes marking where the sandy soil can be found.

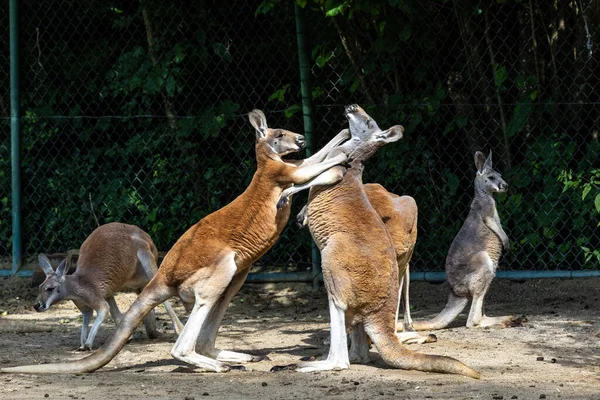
[0,276,598,400]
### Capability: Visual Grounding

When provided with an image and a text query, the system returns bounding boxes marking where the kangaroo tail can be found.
[0,279,173,374]
[409,292,468,331]
[367,325,480,379]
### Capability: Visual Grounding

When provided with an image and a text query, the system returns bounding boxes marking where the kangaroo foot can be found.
[296,359,349,373]
[212,349,269,363]
[396,331,437,344]
[474,315,527,328]
[74,345,93,352]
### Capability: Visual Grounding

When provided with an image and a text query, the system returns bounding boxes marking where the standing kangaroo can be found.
[34,222,183,350]
[409,151,521,331]
[0,109,348,374]
[296,184,432,345]
[276,105,479,378]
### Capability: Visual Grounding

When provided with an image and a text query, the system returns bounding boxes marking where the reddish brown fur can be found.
[363,183,417,278]
[0,111,347,373]
[302,105,479,378]
[75,223,158,295]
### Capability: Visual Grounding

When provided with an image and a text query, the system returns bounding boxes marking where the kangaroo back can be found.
[363,183,417,268]
[76,222,156,295]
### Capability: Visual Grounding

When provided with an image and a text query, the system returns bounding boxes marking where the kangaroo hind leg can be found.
[394,267,436,344]
[297,297,350,372]
[196,269,266,363]
[465,252,518,328]
[349,323,370,364]
[170,253,239,372]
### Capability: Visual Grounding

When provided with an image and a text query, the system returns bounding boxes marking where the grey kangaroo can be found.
[409,151,522,330]
[35,222,184,350]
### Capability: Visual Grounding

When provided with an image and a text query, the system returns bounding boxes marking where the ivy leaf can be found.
[326,3,349,17]
[285,104,301,118]
[595,193,600,213]
[582,184,591,200]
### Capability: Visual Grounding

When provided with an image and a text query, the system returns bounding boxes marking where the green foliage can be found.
[558,163,600,266]
[2,0,598,274]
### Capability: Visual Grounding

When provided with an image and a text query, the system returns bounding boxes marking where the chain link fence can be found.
[1,1,599,276]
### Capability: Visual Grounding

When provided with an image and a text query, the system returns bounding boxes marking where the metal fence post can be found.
[10,0,22,275]
[294,2,321,289]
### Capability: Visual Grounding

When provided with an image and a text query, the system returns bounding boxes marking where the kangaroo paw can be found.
[276,196,289,209]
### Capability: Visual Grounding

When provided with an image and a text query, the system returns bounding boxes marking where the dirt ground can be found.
[0,276,598,400]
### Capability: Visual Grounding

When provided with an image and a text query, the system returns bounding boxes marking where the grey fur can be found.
[412,151,522,330]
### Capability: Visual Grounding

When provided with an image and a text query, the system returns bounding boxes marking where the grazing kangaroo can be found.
[296,185,433,345]
[275,105,479,378]
[0,109,348,374]
[409,151,520,331]
[34,223,184,350]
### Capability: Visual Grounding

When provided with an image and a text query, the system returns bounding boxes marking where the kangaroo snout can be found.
[33,301,47,312]
[345,104,359,114]
[295,136,306,149]
[499,182,508,192]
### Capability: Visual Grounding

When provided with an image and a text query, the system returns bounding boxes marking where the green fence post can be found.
[10,0,22,275]
[294,2,321,289]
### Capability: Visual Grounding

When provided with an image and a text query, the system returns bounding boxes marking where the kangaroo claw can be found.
[276,196,289,209]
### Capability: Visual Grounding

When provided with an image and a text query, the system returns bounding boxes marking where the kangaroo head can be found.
[345,104,404,165]
[474,151,508,194]
[248,109,306,158]
[34,254,69,312]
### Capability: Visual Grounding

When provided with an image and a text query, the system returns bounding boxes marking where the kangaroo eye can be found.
[276,132,284,138]
[488,176,495,181]
[46,287,55,292]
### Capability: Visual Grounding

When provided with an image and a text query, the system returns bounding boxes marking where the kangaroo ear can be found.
[38,253,55,276]
[249,109,268,139]
[483,150,493,170]
[55,259,69,281]
[375,125,404,143]
[474,151,487,173]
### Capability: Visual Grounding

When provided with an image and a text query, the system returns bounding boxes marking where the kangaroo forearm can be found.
[282,167,344,199]
[289,155,345,184]
[298,129,350,167]
[483,217,509,249]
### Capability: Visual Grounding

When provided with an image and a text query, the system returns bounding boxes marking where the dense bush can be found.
[0,0,598,270]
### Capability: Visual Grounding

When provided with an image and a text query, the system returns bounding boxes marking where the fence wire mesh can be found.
[1,1,599,274]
